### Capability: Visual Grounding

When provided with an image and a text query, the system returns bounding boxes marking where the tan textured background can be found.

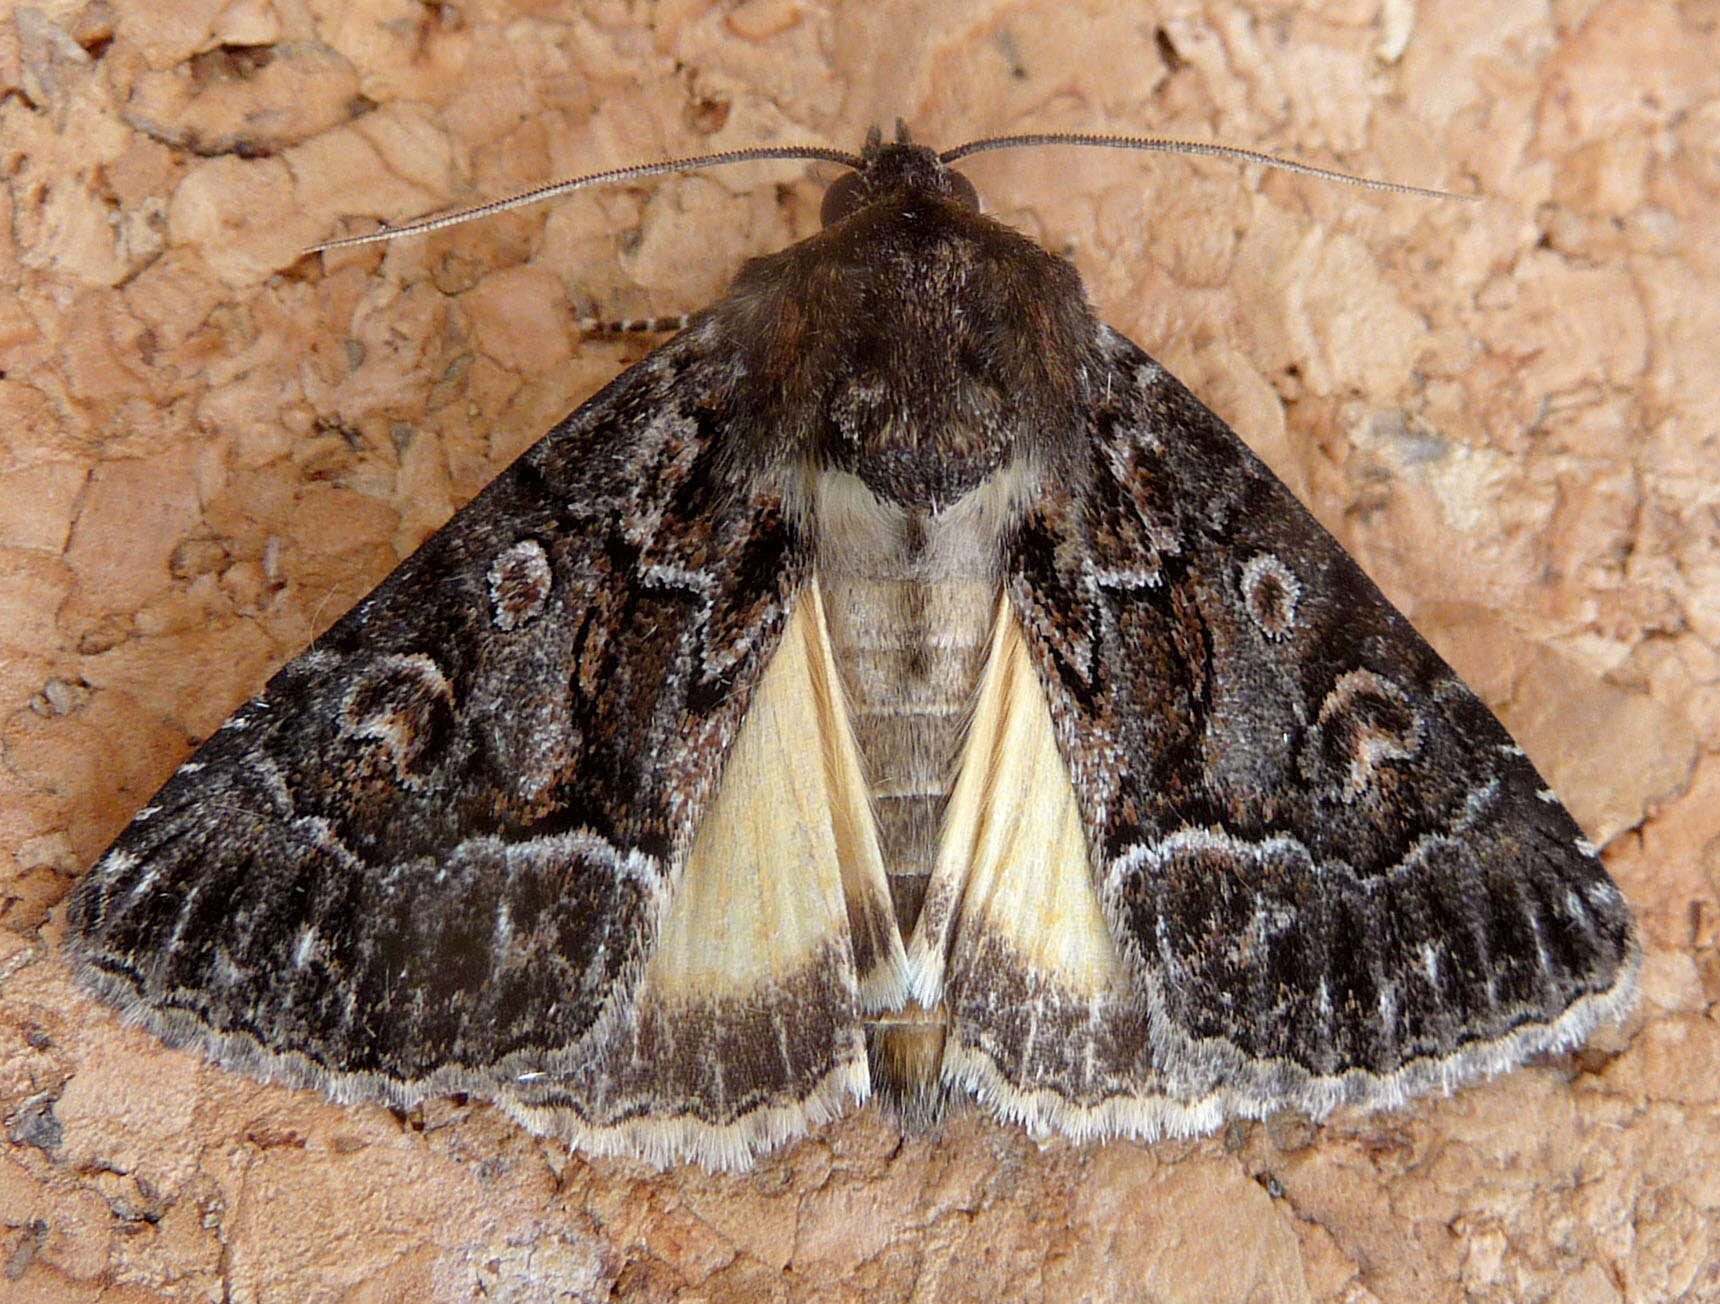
[2,1,1716,1300]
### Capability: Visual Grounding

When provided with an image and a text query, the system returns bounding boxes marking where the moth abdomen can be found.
[810,457,1027,1110]
[862,1004,952,1128]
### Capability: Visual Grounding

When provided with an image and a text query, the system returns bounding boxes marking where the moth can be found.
[66,125,1639,1170]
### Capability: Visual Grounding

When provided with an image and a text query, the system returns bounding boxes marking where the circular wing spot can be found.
[1239,553,1301,640]
[488,539,553,631]
[340,654,456,784]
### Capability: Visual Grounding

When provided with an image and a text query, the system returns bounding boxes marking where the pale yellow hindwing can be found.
[909,598,1125,1009]
[647,578,904,1006]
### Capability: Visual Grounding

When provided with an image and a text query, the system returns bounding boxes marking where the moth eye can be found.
[947,169,979,213]
[820,172,869,227]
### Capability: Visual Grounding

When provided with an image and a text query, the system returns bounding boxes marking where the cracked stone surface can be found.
[2,1,1716,1300]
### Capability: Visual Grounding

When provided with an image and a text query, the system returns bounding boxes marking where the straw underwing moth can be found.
[65,126,1639,1170]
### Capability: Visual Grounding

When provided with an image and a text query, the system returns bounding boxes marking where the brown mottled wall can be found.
[1,1,1715,1301]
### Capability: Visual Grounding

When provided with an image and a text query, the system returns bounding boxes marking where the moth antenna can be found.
[305,144,863,254]
[940,132,1474,201]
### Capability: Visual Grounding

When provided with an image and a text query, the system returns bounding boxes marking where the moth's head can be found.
[820,122,980,227]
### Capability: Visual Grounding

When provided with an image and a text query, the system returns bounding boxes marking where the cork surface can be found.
[2,1,1717,1300]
